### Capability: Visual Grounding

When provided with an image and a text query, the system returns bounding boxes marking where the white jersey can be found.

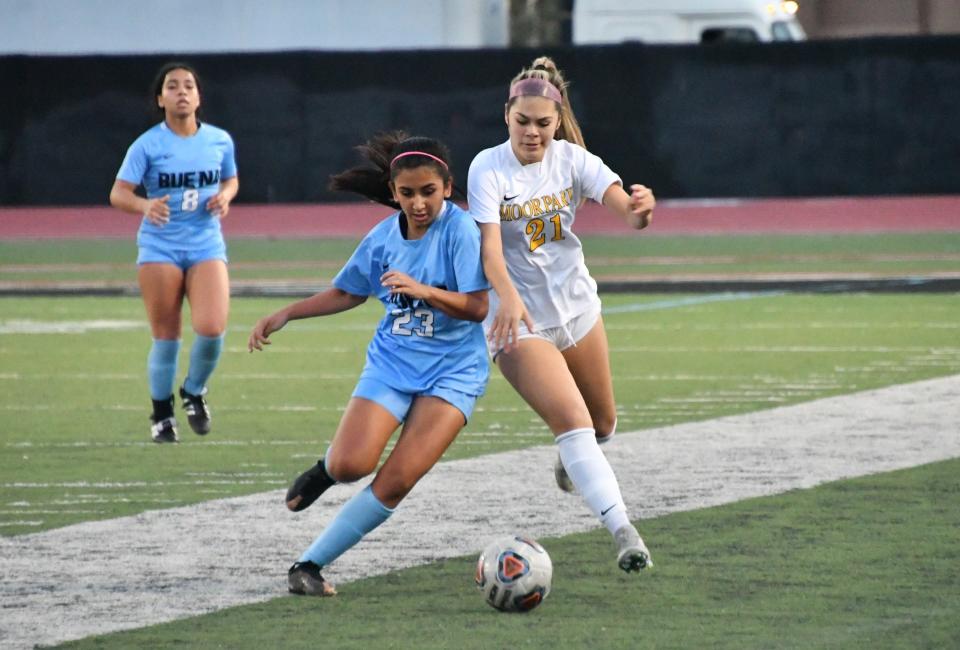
[468,138,621,331]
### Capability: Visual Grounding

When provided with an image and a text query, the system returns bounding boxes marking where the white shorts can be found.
[489,303,602,359]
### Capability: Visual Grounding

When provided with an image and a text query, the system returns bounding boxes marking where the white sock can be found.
[555,427,630,534]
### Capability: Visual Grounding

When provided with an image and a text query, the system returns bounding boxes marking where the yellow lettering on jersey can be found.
[521,201,532,218]
[530,198,544,216]
[499,203,523,222]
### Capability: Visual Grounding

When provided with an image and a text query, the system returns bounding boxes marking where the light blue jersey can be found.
[334,201,490,398]
[117,122,237,251]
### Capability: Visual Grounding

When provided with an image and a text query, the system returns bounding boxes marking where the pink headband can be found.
[509,77,563,104]
[390,151,448,169]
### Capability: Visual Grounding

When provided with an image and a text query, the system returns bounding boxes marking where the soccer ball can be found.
[475,535,552,612]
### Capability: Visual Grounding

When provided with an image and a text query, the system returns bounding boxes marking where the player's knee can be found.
[325,454,376,483]
[151,325,182,340]
[193,323,226,338]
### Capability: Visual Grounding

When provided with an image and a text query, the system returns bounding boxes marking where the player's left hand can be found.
[628,184,655,229]
[248,311,288,352]
[381,270,427,300]
[206,192,232,219]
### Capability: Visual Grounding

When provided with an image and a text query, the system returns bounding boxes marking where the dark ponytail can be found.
[330,132,452,208]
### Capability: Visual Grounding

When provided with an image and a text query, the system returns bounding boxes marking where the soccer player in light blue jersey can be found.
[110,62,239,443]
[248,133,489,597]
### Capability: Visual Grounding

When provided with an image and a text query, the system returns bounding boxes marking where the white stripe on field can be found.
[0,375,958,649]
[610,345,960,353]
[602,291,785,314]
[0,320,144,334]
[603,322,960,330]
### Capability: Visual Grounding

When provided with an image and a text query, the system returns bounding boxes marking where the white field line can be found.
[603,322,960,331]
[1,375,959,649]
[0,320,144,334]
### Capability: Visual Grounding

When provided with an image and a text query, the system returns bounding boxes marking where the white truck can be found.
[572,0,807,45]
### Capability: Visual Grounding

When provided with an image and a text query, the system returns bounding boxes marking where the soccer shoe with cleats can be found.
[150,417,180,444]
[179,386,211,435]
[285,460,336,512]
[553,453,576,493]
[288,561,336,597]
[614,524,653,573]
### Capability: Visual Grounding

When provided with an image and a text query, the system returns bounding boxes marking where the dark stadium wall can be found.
[1,36,958,205]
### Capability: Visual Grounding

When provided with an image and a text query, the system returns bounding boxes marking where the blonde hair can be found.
[508,56,585,148]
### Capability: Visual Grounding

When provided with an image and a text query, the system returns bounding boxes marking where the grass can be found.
[1,231,958,648]
[1,292,958,534]
[54,458,960,649]
[1,232,959,284]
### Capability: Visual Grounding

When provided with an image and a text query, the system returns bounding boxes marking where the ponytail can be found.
[507,56,585,148]
[330,132,453,208]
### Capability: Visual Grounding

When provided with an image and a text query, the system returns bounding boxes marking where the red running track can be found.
[0,196,958,239]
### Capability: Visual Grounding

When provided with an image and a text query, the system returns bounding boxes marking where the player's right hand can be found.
[144,195,171,226]
[488,294,534,354]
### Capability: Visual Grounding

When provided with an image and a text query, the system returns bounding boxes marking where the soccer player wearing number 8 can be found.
[110,62,238,443]
[248,133,489,597]
[467,56,656,573]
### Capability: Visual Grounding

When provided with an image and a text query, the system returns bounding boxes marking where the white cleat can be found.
[554,454,576,493]
[615,524,653,573]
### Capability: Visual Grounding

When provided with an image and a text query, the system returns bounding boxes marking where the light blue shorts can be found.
[353,376,478,424]
[137,242,228,271]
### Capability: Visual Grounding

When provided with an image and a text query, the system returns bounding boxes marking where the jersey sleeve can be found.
[448,212,490,294]
[220,132,238,180]
[467,152,502,225]
[332,234,375,297]
[116,136,149,185]
[573,144,621,204]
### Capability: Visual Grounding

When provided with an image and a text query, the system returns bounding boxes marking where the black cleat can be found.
[285,460,336,512]
[179,386,211,435]
[150,416,180,443]
[288,561,336,596]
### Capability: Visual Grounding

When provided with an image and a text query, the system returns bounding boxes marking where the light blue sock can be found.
[183,334,223,395]
[148,339,181,400]
[299,485,395,567]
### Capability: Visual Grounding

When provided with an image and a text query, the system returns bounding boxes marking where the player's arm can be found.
[248,288,366,351]
[380,271,488,322]
[478,222,533,347]
[109,179,171,225]
[468,155,535,349]
[206,176,239,218]
[602,182,654,230]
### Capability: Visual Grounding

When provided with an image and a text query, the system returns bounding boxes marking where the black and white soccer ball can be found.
[475,535,552,612]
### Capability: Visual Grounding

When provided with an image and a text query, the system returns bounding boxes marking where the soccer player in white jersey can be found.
[248,133,489,597]
[110,62,238,443]
[468,56,656,573]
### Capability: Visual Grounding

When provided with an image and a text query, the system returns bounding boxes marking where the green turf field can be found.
[2,291,958,536]
[2,232,959,284]
[1,232,958,648]
[54,458,960,650]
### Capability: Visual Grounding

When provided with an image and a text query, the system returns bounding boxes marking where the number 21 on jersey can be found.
[525,213,564,252]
